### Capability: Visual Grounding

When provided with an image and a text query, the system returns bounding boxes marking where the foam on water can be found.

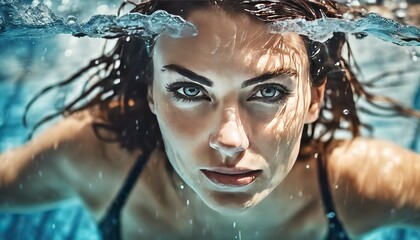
[0,0,419,46]
[269,13,420,46]
[0,0,198,39]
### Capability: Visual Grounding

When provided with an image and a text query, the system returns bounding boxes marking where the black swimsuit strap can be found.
[316,153,351,240]
[99,151,151,240]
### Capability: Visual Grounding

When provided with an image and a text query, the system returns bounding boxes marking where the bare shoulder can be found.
[0,108,139,213]
[326,137,420,235]
[328,137,419,205]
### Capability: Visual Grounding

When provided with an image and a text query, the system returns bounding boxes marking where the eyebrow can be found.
[162,64,213,87]
[162,64,296,88]
[241,69,296,88]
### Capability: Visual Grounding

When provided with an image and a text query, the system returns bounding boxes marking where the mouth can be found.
[201,168,262,188]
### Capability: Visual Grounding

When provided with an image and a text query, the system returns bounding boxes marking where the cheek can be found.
[253,96,306,170]
[154,94,212,153]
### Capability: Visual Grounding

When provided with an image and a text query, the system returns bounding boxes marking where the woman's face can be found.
[148,8,322,213]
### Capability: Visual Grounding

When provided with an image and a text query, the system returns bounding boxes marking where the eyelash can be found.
[165,81,210,103]
[165,81,292,104]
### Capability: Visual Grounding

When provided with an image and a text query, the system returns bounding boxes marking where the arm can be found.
[0,112,99,211]
[328,137,420,236]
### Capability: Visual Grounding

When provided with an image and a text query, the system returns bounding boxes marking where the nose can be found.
[209,108,249,158]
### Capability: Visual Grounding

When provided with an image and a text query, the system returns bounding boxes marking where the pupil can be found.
[262,88,276,97]
[185,87,199,96]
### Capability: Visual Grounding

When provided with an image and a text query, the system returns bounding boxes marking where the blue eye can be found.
[257,87,279,98]
[165,81,210,102]
[180,86,200,97]
[249,84,291,103]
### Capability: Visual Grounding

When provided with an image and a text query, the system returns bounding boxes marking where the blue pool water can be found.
[0,0,419,239]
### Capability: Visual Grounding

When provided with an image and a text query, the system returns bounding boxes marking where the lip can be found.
[201,168,262,188]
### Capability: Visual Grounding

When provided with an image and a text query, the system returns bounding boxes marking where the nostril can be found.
[209,107,249,157]
[209,141,246,158]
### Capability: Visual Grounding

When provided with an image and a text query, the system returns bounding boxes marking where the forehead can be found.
[154,8,308,76]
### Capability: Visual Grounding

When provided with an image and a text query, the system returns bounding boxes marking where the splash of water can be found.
[0,0,197,39]
[0,0,419,46]
[270,13,420,46]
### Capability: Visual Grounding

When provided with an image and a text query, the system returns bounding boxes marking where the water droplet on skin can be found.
[298,191,303,197]
[289,195,294,199]
[38,171,43,177]
[126,36,131,42]
[186,199,189,206]
[98,171,102,179]
[343,109,349,115]
[305,164,310,169]
[314,153,319,159]
[233,222,236,228]
[189,219,193,225]
[180,183,185,190]
[334,185,339,189]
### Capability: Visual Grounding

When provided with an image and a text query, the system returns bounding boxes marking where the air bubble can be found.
[342,109,349,115]
[64,49,72,57]
[65,15,78,26]
[326,212,336,219]
[410,49,419,62]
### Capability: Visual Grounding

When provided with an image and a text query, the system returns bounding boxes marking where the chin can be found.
[201,190,269,215]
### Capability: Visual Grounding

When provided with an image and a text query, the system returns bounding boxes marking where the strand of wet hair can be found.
[24,41,123,138]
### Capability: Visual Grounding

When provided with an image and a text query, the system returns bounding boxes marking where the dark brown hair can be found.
[25,0,419,156]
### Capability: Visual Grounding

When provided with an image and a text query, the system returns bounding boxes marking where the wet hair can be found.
[26,0,419,156]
